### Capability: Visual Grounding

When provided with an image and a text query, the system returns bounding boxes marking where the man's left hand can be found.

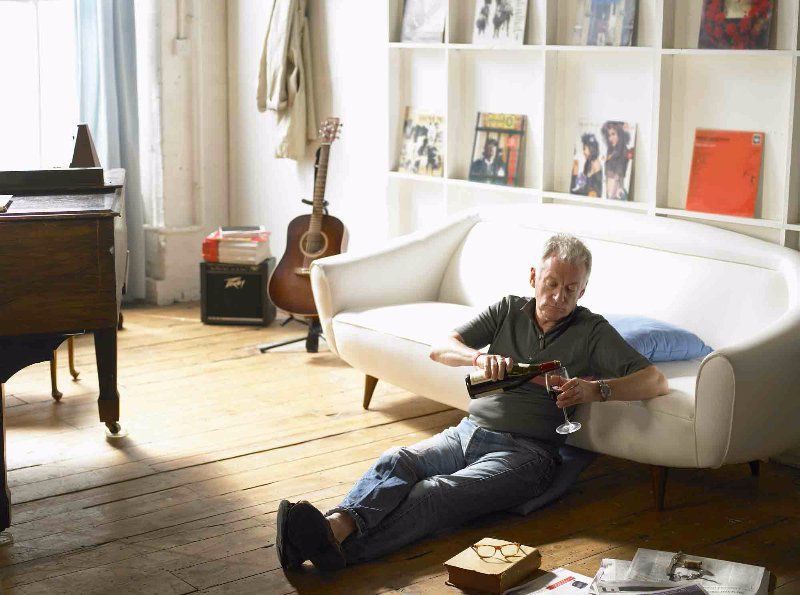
[555,378,601,408]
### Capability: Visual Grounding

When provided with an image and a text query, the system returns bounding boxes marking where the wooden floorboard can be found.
[0,303,797,594]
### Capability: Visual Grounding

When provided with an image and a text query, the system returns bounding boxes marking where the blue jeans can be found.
[326,417,557,564]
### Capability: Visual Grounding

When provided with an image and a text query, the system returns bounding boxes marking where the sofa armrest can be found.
[695,309,800,467]
[310,212,479,355]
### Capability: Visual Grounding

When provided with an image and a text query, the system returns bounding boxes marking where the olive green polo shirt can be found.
[455,295,651,448]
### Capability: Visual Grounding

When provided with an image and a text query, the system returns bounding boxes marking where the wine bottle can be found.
[465,359,562,399]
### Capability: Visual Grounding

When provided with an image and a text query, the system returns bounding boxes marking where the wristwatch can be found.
[597,379,611,402]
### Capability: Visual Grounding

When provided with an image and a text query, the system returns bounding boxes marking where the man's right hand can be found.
[475,354,514,381]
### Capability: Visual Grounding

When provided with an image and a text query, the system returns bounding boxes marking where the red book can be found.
[685,129,764,218]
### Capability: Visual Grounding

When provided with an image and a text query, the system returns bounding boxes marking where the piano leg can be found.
[0,383,11,540]
[94,327,123,437]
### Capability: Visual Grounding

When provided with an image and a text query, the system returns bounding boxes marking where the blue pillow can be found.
[604,315,713,362]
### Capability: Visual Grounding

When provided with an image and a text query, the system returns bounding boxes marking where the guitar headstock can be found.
[319,118,342,145]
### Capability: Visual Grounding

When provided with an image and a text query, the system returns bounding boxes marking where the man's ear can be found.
[529,267,536,288]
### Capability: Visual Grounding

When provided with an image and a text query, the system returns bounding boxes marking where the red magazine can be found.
[685,129,764,218]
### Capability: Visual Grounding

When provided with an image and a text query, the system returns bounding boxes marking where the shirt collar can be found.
[521,298,578,337]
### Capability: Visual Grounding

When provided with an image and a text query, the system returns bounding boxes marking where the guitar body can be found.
[268,213,347,317]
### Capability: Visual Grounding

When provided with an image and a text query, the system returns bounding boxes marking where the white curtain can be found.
[74,0,146,301]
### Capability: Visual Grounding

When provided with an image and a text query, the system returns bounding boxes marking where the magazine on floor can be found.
[504,567,593,595]
[472,0,528,46]
[588,550,768,595]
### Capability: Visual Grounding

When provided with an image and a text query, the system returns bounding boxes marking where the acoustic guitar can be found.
[268,117,347,317]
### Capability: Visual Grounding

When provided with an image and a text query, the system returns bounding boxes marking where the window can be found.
[0,0,79,169]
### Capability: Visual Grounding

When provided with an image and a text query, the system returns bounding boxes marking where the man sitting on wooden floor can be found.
[276,234,668,571]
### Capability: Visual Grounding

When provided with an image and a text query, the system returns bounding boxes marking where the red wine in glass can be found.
[544,366,582,435]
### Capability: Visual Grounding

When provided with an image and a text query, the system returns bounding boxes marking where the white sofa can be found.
[310,205,800,506]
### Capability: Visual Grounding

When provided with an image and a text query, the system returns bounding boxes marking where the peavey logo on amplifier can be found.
[225,276,246,290]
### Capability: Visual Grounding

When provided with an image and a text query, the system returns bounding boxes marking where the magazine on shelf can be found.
[469,112,526,186]
[570,119,636,201]
[400,0,447,43]
[685,129,764,218]
[698,0,774,50]
[397,107,444,177]
[572,0,637,47]
[472,0,528,46]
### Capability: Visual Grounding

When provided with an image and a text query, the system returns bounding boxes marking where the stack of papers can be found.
[588,549,769,595]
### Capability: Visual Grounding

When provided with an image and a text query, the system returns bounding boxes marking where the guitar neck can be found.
[309,145,331,234]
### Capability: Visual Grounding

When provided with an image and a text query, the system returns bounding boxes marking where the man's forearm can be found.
[603,366,669,402]
[429,334,479,367]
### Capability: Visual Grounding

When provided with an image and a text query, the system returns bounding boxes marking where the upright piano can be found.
[0,169,127,532]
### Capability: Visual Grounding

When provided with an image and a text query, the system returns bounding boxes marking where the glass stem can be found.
[562,408,570,424]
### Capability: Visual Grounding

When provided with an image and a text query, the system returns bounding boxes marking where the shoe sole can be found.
[276,500,303,570]
[288,502,346,571]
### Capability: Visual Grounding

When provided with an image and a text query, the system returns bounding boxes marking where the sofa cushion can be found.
[334,302,480,347]
[604,315,713,362]
[335,302,700,421]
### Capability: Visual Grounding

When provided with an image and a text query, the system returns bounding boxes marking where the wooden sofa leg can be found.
[749,460,760,477]
[651,465,668,511]
[363,375,379,410]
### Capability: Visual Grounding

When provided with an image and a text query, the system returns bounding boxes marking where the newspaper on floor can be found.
[504,567,594,595]
[589,558,674,594]
[626,549,767,595]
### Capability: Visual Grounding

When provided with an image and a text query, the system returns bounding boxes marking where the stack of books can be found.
[202,226,271,265]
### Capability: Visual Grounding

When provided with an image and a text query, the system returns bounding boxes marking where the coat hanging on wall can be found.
[256,0,318,160]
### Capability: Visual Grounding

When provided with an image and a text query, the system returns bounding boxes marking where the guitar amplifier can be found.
[200,259,276,326]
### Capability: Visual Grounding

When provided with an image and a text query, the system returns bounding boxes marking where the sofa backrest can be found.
[437,205,799,349]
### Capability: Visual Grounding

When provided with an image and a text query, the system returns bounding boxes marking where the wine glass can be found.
[545,366,582,435]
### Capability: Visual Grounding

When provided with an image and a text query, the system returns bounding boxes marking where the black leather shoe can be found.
[287,500,347,571]
[276,500,305,570]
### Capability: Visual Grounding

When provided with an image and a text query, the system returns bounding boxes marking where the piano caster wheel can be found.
[51,390,63,402]
[105,422,128,439]
[0,531,13,546]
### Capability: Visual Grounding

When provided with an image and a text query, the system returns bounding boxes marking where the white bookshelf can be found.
[387,0,800,246]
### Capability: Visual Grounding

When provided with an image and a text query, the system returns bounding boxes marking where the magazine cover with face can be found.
[572,0,637,46]
[472,0,528,46]
[398,107,444,177]
[571,119,636,201]
[469,113,526,186]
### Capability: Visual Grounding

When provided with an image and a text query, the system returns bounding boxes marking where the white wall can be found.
[228,0,389,261]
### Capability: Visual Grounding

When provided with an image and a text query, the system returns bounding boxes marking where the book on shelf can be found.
[570,119,636,201]
[588,548,769,595]
[400,0,446,43]
[572,0,637,47]
[397,107,444,177]
[698,0,774,50]
[685,129,764,218]
[202,226,271,265]
[469,112,526,187]
[443,538,541,595]
[472,0,528,46]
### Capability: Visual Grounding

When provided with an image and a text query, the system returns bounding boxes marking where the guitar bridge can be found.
[294,267,311,276]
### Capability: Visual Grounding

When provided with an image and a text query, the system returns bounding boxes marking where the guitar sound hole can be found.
[300,231,329,258]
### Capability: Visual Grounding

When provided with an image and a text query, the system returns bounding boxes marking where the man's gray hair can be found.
[541,234,592,278]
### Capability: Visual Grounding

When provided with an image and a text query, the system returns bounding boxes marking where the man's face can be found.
[483,142,497,161]
[530,256,587,325]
